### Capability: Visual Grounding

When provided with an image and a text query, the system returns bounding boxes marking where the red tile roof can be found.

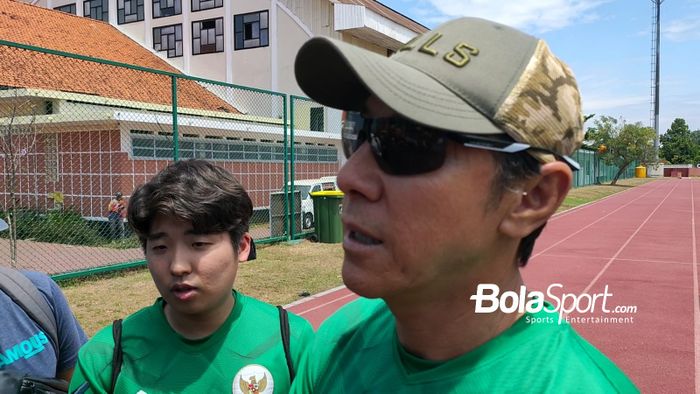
[0,0,239,113]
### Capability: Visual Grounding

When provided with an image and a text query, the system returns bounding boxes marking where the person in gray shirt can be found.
[0,220,87,381]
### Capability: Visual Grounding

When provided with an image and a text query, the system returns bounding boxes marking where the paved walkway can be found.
[0,238,142,274]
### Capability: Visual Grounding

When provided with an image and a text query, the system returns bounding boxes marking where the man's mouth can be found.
[171,283,197,301]
[349,230,382,245]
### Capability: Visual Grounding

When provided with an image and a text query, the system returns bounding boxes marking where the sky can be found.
[378,0,700,134]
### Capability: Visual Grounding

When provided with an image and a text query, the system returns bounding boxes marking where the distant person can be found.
[106,192,126,239]
[290,17,638,392]
[0,219,88,385]
[70,160,314,393]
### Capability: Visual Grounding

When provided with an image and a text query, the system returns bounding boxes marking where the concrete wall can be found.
[276,8,312,96]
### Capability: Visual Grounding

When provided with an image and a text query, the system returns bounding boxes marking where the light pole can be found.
[650,0,664,162]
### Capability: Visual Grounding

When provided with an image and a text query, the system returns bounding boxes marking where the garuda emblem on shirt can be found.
[240,374,267,393]
[232,364,274,394]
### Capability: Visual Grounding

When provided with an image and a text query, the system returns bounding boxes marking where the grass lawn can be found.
[61,177,657,336]
[62,241,344,336]
[557,177,656,212]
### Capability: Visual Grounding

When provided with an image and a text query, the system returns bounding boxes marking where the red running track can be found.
[287,178,699,393]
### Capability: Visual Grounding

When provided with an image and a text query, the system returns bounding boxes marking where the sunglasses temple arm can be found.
[561,155,581,171]
[461,142,581,171]
[460,141,531,154]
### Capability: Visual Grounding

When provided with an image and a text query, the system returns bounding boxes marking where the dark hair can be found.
[127,159,253,252]
[490,150,544,267]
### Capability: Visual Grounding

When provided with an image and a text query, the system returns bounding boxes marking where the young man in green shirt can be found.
[291,17,639,393]
[70,159,314,393]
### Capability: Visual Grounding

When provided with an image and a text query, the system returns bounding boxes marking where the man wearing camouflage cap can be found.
[291,17,637,392]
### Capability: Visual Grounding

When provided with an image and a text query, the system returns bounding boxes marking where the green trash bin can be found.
[310,190,344,243]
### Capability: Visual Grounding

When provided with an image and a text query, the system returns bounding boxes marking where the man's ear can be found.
[499,162,572,239]
[237,233,252,262]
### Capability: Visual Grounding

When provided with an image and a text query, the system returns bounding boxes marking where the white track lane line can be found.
[295,292,357,316]
[284,285,347,308]
[580,181,679,296]
[531,182,664,261]
[550,179,664,222]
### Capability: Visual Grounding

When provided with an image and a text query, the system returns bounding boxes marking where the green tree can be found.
[659,118,699,164]
[692,129,700,164]
[586,116,656,185]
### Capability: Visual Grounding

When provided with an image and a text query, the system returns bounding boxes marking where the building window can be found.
[234,10,269,50]
[118,0,144,24]
[153,0,181,18]
[153,24,183,58]
[130,132,337,163]
[292,143,338,162]
[191,0,222,12]
[310,107,324,132]
[54,3,77,14]
[192,18,224,55]
[83,0,108,21]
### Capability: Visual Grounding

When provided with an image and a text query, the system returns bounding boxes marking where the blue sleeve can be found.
[51,279,88,373]
[24,272,88,373]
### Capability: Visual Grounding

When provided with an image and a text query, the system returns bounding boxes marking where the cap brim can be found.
[294,37,504,136]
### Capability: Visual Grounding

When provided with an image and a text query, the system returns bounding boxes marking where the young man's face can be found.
[145,214,250,319]
[338,96,515,302]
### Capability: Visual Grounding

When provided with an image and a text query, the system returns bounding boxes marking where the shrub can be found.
[1,209,103,246]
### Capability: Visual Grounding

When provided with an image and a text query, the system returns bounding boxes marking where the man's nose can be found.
[169,247,193,277]
[337,142,382,202]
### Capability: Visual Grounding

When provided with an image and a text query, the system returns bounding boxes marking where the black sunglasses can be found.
[341,111,580,176]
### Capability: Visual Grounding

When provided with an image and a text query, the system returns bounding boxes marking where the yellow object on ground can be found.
[635,166,646,178]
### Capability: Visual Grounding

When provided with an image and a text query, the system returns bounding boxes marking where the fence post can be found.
[289,96,297,240]
[171,75,179,161]
[283,94,289,241]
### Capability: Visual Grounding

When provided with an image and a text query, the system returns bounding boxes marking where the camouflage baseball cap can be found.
[294,17,583,168]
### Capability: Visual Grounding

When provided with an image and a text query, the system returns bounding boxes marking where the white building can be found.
[25,0,426,96]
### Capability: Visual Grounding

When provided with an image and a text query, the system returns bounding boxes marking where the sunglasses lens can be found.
[371,126,447,175]
[341,112,365,159]
[341,112,448,175]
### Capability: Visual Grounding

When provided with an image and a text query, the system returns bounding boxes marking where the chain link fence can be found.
[0,39,638,278]
[288,95,343,239]
[0,40,342,278]
[571,149,637,188]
